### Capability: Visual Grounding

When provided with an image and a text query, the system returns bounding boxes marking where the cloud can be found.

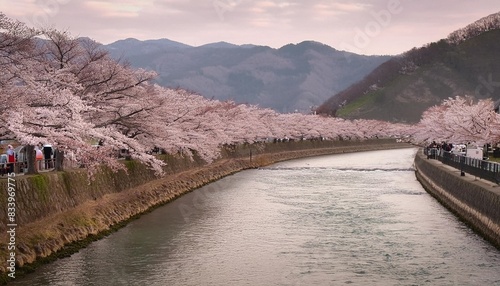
[0,1,34,18]
[326,2,371,13]
[1,0,499,54]
[84,0,146,18]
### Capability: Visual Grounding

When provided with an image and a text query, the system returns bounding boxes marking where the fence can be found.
[0,158,56,175]
[0,157,82,176]
[424,147,500,184]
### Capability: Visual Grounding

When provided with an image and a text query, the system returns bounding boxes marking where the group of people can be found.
[0,143,54,175]
[426,141,457,159]
[35,143,54,171]
[428,141,454,152]
[0,144,17,174]
[427,141,491,160]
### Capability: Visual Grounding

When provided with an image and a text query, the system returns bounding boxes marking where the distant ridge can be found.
[316,12,500,123]
[197,41,239,48]
[103,39,390,113]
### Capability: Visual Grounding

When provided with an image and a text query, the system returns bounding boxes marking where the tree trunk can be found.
[55,149,64,171]
[25,145,37,175]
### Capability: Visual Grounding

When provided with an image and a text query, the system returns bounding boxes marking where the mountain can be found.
[316,12,500,123]
[106,38,191,58]
[103,39,390,113]
[198,41,240,49]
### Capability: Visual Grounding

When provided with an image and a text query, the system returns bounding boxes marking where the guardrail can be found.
[424,147,500,184]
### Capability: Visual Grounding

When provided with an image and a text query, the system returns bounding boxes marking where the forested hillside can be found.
[316,12,500,123]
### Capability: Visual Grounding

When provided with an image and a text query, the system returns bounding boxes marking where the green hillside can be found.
[317,12,500,123]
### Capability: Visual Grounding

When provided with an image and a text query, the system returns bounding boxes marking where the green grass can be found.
[337,91,379,117]
[487,157,500,163]
[30,175,49,203]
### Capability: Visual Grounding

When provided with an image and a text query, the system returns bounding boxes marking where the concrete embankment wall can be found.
[0,139,408,278]
[414,150,500,248]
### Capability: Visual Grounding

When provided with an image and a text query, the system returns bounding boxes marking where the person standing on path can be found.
[6,144,15,173]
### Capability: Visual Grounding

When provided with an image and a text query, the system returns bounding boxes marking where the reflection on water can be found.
[11,148,500,286]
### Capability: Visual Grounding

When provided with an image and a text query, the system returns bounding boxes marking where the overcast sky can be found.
[1,0,499,55]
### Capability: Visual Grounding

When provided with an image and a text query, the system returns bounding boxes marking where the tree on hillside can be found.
[447,12,500,45]
[315,57,401,117]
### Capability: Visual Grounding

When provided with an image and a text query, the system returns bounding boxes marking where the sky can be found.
[1,0,499,55]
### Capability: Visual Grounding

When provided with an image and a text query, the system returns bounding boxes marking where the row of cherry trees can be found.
[5,13,497,176]
[411,96,500,146]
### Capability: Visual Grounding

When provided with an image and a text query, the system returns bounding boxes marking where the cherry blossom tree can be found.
[0,12,40,137]
[1,17,165,175]
[412,96,499,145]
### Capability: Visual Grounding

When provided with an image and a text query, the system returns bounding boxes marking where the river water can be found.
[11,148,500,286]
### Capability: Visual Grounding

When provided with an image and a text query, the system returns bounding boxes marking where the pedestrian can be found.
[43,144,53,169]
[35,145,44,171]
[6,144,15,173]
[0,153,7,176]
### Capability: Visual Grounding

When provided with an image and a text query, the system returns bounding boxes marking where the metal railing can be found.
[0,158,57,176]
[424,147,500,184]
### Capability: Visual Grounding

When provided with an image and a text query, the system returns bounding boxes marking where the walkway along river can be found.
[9,148,500,285]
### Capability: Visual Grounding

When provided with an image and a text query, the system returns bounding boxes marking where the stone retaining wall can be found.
[414,150,500,248]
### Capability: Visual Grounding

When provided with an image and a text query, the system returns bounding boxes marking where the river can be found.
[11,148,500,285]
